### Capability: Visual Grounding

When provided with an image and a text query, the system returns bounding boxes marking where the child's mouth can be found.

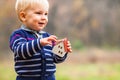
[39,22,44,24]
[38,22,45,26]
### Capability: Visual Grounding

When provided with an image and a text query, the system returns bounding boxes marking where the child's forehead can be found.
[29,1,49,9]
[22,0,49,12]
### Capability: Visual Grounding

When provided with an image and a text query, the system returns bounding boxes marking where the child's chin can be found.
[33,27,43,31]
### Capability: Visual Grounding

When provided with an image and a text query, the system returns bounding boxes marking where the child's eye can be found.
[35,12,41,14]
[45,12,48,16]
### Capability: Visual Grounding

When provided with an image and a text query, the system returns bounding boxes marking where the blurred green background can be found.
[0,0,120,80]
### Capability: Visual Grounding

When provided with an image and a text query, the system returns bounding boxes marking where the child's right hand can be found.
[40,35,57,46]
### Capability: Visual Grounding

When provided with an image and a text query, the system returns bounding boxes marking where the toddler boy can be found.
[9,0,72,80]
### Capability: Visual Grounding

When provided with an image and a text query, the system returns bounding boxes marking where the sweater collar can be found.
[21,24,45,34]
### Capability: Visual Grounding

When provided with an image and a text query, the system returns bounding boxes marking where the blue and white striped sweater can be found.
[9,25,67,77]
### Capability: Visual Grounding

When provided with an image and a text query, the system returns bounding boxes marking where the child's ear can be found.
[19,11,26,22]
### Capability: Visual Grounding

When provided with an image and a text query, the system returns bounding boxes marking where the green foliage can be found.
[72,40,84,50]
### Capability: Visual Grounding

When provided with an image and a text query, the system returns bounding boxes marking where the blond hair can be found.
[15,0,49,20]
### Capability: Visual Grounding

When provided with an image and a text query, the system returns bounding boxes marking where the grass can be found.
[55,63,120,80]
[0,63,16,80]
[0,61,120,80]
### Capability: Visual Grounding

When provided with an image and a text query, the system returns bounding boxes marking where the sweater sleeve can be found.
[9,32,42,59]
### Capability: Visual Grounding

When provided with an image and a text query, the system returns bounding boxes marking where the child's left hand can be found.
[66,39,72,53]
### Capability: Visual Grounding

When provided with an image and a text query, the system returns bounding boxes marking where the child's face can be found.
[21,3,49,31]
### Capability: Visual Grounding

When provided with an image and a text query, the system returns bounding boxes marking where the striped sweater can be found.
[9,25,67,77]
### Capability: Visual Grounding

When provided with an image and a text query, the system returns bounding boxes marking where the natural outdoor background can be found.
[0,0,120,80]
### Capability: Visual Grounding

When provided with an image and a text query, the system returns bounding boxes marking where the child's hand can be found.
[40,35,57,46]
[66,39,72,53]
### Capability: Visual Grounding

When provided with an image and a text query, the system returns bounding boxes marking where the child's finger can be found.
[50,35,57,39]
[48,35,57,42]
[67,41,71,46]
[67,46,72,53]
[66,40,72,53]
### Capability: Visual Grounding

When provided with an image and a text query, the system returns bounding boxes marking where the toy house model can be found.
[52,38,68,57]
